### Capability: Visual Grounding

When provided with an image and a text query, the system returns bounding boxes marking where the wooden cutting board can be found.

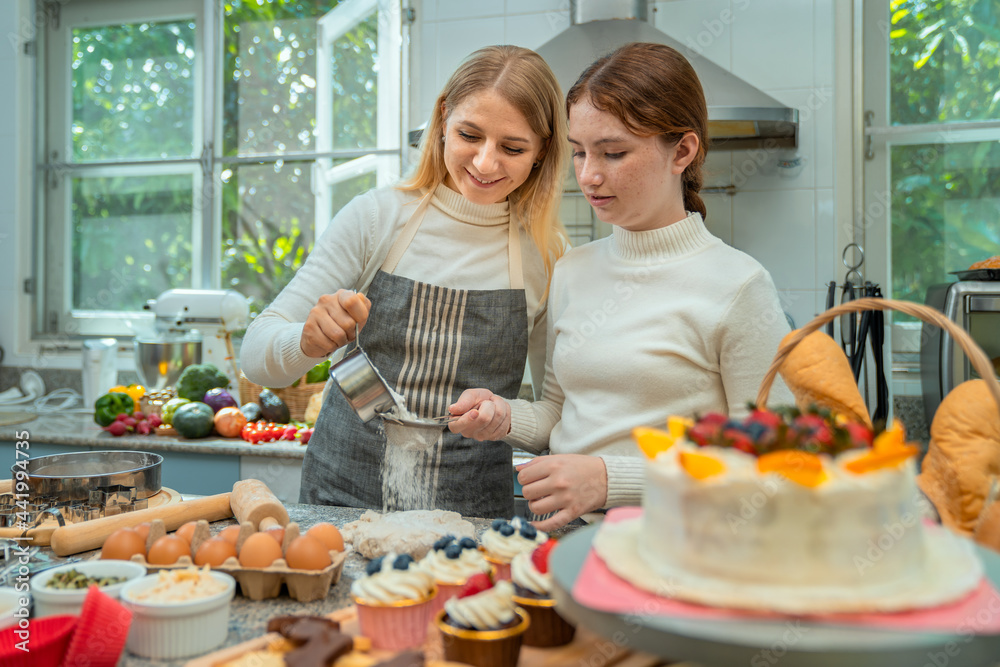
[185,605,674,667]
[0,486,182,546]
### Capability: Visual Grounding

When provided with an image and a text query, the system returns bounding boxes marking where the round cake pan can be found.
[14,450,163,502]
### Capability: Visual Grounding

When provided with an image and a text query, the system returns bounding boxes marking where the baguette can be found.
[777,329,872,428]
[918,379,1000,536]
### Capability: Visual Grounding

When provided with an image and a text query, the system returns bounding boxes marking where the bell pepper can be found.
[93,392,136,427]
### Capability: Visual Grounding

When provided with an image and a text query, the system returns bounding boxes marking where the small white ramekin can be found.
[0,587,29,629]
[118,571,235,659]
[29,560,147,618]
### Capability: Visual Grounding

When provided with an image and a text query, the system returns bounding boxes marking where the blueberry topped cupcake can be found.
[419,535,491,584]
[479,517,547,580]
[351,553,436,650]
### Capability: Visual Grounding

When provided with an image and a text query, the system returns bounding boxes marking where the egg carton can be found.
[127,519,346,602]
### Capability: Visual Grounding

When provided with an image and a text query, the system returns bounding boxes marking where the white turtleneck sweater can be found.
[506,212,794,508]
[240,184,549,390]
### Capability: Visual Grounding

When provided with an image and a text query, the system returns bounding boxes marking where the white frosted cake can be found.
[641,442,926,588]
[593,409,983,613]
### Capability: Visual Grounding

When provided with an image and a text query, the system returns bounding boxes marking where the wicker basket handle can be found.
[756,297,1000,412]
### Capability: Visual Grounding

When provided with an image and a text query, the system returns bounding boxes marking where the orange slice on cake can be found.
[679,451,726,480]
[845,420,919,474]
[633,427,676,459]
[757,450,828,487]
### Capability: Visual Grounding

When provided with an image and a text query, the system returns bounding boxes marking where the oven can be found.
[921,280,1000,423]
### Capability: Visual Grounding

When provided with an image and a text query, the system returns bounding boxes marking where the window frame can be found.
[32,0,407,347]
[861,0,1000,357]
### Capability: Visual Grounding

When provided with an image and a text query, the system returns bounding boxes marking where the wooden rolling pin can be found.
[230,479,289,531]
[49,492,233,556]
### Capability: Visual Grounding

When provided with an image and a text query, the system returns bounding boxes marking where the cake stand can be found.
[550,524,1000,667]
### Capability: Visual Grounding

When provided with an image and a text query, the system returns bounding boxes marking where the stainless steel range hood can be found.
[536,0,798,151]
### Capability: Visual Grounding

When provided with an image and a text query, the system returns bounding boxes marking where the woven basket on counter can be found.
[238,372,325,422]
[754,297,1000,409]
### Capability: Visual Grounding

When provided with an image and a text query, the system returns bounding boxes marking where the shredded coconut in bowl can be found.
[127,567,227,604]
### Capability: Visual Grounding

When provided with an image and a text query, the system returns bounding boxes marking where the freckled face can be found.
[569,99,687,231]
[442,90,545,205]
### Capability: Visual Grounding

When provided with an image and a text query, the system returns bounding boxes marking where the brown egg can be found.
[306,523,344,552]
[262,525,285,545]
[174,521,198,544]
[147,535,191,565]
[194,538,238,567]
[101,528,146,561]
[218,525,241,545]
[133,522,152,543]
[238,532,283,568]
[285,535,332,571]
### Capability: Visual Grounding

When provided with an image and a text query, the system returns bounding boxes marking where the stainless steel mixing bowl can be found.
[15,450,163,502]
[133,334,202,390]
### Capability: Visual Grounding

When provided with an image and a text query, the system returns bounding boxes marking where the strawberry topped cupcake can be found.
[435,574,529,667]
[479,517,547,581]
[351,553,436,650]
[511,540,575,647]
[418,535,493,613]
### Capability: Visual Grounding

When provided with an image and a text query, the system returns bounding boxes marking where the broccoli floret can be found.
[175,363,230,402]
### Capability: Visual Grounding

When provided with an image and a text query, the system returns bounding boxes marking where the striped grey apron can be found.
[300,194,529,518]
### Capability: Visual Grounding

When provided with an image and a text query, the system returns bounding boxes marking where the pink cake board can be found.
[572,507,1000,634]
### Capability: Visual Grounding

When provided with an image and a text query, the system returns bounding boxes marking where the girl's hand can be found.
[300,290,371,358]
[517,455,608,531]
[447,388,511,441]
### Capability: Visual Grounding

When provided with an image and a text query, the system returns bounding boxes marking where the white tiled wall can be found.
[413,0,841,333]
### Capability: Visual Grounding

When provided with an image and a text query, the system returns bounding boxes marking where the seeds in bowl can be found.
[44,569,130,590]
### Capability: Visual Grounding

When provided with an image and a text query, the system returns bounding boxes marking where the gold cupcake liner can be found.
[512,595,576,648]
[435,608,530,667]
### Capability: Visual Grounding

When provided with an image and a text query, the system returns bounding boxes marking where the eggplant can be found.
[239,402,262,422]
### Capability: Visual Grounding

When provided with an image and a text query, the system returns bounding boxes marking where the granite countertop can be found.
[35,504,575,667]
[3,413,308,459]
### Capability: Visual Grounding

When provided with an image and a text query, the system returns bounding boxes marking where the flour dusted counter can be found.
[1,414,306,502]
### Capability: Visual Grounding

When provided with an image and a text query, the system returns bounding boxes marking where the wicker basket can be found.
[755,297,1000,410]
[238,372,326,422]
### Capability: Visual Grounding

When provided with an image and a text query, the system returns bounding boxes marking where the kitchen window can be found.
[34,0,406,340]
[862,0,1000,354]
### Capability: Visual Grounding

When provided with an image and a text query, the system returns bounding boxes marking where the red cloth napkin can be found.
[572,506,1000,633]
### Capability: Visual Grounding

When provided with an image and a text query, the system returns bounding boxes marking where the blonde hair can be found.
[399,45,568,284]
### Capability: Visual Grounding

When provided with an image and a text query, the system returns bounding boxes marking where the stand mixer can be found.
[140,289,250,401]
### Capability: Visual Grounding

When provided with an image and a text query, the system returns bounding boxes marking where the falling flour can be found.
[380,389,443,511]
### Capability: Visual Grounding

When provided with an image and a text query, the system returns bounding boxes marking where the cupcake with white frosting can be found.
[510,540,575,647]
[351,552,436,650]
[479,517,547,581]
[435,575,529,667]
[418,534,493,614]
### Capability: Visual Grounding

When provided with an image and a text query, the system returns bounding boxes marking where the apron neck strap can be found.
[380,190,525,290]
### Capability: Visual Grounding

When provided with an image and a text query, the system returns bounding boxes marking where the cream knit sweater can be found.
[241,185,549,391]
[506,212,794,507]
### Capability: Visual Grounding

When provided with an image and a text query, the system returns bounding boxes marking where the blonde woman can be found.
[241,46,568,517]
